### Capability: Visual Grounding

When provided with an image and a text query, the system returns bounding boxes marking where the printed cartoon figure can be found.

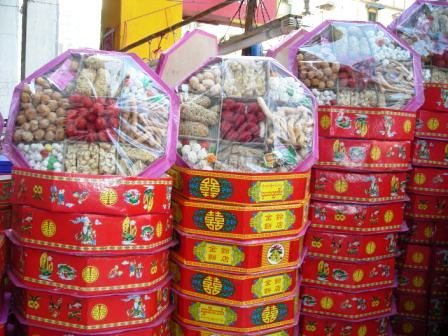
[73,216,97,246]
[365,176,380,198]
[50,185,57,203]
[17,178,27,198]
[336,114,351,129]
[398,146,407,160]
[390,176,400,197]
[32,185,43,200]
[354,114,368,136]
[332,269,348,282]
[39,253,53,280]
[317,260,330,281]
[314,206,327,221]
[386,146,395,158]
[398,274,409,286]
[126,295,146,319]
[73,191,88,204]
[136,263,143,279]
[166,186,172,205]
[57,190,65,205]
[333,140,346,162]
[68,300,82,321]
[48,296,63,318]
[347,239,360,255]
[323,322,336,336]
[378,264,390,277]
[381,115,396,138]
[315,174,328,191]
[340,299,353,309]
[340,325,353,336]
[400,180,406,193]
[57,264,76,281]
[143,186,155,212]
[331,238,343,254]
[123,189,140,205]
[433,174,444,184]
[385,234,397,253]
[140,225,154,242]
[445,90,448,109]
[352,297,367,311]
[267,244,285,264]
[377,318,388,334]
[370,208,380,225]
[21,213,33,234]
[437,250,448,266]
[436,199,447,214]
[122,217,137,245]
[108,265,123,279]
[369,267,379,278]
[415,140,430,159]
[354,209,367,226]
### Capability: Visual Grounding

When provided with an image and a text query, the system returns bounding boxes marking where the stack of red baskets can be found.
[389,1,448,334]
[393,65,448,336]
[8,168,174,335]
[285,20,424,336]
[299,106,415,335]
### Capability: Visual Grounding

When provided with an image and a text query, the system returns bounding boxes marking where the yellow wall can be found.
[102,0,182,61]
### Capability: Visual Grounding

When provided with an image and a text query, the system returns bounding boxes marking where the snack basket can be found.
[4,48,180,177]
[288,20,423,112]
[175,56,318,174]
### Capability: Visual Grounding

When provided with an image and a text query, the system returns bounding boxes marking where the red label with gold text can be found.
[173,290,299,333]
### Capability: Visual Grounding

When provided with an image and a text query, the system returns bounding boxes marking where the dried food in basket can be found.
[5,49,179,176]
[290,20,423,110]
[176,56,317,173]
[390,1,448,83]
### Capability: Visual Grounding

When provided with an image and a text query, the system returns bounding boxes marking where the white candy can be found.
[198,148,208,160]
[181,145,192,155]
[187,151,198,164]
[191,143,202,153]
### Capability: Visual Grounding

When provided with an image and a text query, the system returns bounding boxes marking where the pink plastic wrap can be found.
[389,1,448,83]
[4,49,179,177]
[175,56,318,173]
[288,20,424,111]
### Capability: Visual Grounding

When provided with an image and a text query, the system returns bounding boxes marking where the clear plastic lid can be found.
[5,49,179,176]
[390,1,448,83]
[175,56,317,173]
[290,20,423,110]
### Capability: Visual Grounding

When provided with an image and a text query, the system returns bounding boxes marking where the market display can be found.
[291,21,422,110]
[4,49,179,177]
[390,3,448,334]
[176,56,317,173]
